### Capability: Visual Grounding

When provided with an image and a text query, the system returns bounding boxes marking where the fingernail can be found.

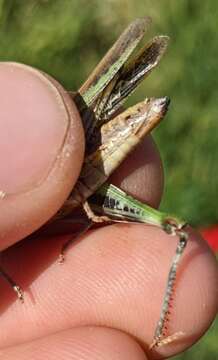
[0,62,71,194]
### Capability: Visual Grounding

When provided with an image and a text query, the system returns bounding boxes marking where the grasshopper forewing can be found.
[79,17,152,106]
[77,17,169,143]
[58,16,169,215]
[78,17,152,138]
[96,35,169,124]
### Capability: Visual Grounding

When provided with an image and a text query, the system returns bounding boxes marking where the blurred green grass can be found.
[0,1,217,358]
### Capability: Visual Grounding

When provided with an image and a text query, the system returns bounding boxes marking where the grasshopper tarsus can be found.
[59,218,93,262]
[83,201,111,223]
[14,285,24,303]
[149,331,185,350]
[58,253,65,265]
[0,266,24,302]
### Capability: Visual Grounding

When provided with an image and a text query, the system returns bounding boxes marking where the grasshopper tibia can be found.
[150,223,188,349]
[59,218,93,263]
[83,201,111,223]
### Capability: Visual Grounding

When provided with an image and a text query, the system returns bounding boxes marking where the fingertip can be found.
[0,62,85,250]
[66,223,217,358]
[143,226,218,358]
[0,221,216,358]
[1,327,149,360]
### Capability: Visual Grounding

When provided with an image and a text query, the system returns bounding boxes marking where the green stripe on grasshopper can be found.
[79,17,152,107]
[89,183,186,231]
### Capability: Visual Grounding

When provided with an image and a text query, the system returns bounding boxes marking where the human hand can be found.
[0,62,217,359]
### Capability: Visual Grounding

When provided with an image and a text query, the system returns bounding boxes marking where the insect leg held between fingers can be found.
[150,227,188,348]
[58,219,93,263]
[89,183,189,348]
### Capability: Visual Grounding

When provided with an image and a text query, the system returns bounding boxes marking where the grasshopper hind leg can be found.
[59,218,93,263]
[59,198,112,263]
[0,265,24,302]
[83,200,111,223]
[150,225,188,349]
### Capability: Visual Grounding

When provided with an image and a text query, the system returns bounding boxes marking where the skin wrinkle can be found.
[0,327,148,360]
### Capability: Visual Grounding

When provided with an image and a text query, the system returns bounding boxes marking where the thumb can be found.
[0,62,85,250]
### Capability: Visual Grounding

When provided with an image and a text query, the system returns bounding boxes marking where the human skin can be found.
[0,62,217,360]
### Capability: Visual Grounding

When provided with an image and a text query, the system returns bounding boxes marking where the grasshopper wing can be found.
[101,35,169,120]
[79,17,151,107]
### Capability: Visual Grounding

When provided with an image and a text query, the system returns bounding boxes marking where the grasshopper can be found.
[57,16,169,216]
[0,17,189,348]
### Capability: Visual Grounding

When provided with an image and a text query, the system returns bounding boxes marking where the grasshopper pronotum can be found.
[1,17,189,348]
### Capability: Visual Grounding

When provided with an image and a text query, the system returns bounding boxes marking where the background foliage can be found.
[0,0,217,358]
